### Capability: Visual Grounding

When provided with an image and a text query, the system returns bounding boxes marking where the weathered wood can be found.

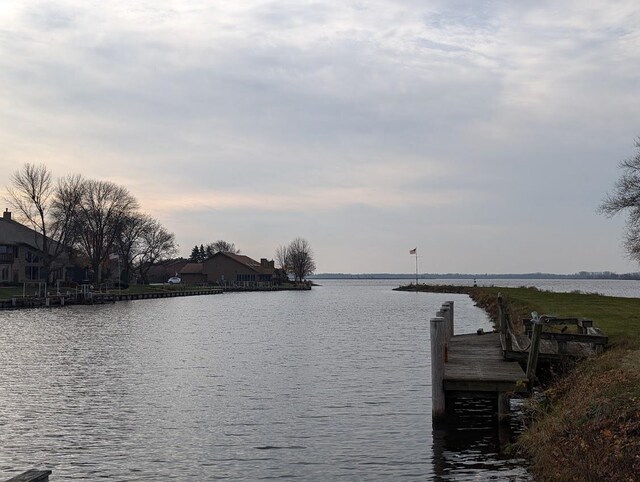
[444,333,527,393]
[497,295,512,353]
[497,393,510,422]
[439,306,451,342]
[446,301,454,338]
[430,316,447,421]
[526,322,543,383]
[5,470,52,482]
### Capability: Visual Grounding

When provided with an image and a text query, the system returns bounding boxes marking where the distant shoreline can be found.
[310,272,640,280]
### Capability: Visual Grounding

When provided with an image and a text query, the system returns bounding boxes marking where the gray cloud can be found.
[0,1,638,272]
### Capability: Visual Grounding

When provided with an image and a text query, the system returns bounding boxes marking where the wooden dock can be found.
[430,302,527,422]
[444,333,527,393]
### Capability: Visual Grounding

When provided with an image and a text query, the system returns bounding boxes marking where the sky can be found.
[0,1,638,274]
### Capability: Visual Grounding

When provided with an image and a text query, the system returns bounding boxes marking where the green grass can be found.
[399,283,640,348]
[474,286,640,348]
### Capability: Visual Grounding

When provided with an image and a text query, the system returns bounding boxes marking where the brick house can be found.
[0,209,72,284]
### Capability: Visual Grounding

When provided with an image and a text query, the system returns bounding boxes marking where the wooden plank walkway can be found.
[444,333,528,393]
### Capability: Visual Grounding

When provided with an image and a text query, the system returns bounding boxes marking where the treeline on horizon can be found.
[310,271,640,280]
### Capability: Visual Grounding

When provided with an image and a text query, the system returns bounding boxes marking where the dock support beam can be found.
[5,470,52,482]
[445,301,454,338]
[430,316,447,421]
[497,393,510,422]
[526,322,544,384]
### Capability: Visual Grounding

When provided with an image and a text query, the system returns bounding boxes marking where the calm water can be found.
[0,279,537,480]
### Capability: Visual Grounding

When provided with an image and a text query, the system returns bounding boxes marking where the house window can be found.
[236,274,256,282]
[25,266,41,280]
[25,250,41,263]
[0,265,9,282]
[0,245,8,253]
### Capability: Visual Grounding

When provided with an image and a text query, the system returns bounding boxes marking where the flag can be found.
[409,248,417,255]
[109,253,119,260]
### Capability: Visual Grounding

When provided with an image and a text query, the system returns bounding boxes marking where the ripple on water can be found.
[0,280,531,480]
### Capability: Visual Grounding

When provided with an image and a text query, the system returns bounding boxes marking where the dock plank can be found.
[444,333,527,392]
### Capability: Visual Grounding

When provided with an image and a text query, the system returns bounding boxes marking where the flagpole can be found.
[415,251,418,288]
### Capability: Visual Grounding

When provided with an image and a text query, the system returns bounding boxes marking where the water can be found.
[0,279,539,480]
[420,277,640,298]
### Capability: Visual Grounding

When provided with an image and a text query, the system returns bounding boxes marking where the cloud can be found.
[0,1,638,272]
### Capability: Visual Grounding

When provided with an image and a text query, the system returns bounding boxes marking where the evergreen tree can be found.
[189,245,200,262]
[199,244,206,262]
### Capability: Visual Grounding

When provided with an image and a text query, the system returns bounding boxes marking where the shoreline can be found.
[0,283,312,310]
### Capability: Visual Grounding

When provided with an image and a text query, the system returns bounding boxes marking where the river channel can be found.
[0,279,532,480]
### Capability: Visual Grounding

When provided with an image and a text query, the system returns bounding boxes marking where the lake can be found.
[9,278,624,480]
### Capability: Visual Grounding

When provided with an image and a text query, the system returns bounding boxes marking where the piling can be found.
[5,469,52,482]
[526,322,543,383]
[445,301,454,338]
[430,316,447,421]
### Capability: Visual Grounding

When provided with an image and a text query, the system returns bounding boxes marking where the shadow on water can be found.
[432,395,532,481]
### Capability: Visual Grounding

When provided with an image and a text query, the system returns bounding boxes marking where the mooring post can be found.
[438,306,451,341]
[497,295,512,352]
[430,316,447,421]
[5,469,52,482]
[446,301,454,338]
[497,393,510,422]
[526,321,544,384]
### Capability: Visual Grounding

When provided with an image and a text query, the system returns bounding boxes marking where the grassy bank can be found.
[398,284,640,480]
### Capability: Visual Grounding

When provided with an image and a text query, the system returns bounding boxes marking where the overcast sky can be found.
[0,1,638,273]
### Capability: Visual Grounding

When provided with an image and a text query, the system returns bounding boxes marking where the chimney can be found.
[3,209,11,221]
[261,258,268,267]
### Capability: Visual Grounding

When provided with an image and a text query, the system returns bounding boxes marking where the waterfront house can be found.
[0,209,72,284]
[179,262,207,284]
[202,252,277,287]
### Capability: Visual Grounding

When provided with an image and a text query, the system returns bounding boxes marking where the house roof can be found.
[179,262,204,274]
[207,252,275,275]
[0,215,63,255]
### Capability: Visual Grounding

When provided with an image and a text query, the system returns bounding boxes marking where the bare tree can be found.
[600,138,640,263]
[206,240,240,255]
[75,179,139,283]
[116,213,150,284]
[287,237,316,282]
[275,244,290,272]
[5,163,82,283]
[135,219,178,283]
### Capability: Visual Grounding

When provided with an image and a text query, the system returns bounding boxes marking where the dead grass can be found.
[518,348,640,481]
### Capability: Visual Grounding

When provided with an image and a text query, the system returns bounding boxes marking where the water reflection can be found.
[0,280,532,480]
[432,396,531,481]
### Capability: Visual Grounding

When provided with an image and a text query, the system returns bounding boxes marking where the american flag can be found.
[409,248,417,255]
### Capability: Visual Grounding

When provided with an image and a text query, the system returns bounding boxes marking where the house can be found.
[144,258,189,284]
[0,208,72,284]
[179,262,207,285]
[202,252,277,287]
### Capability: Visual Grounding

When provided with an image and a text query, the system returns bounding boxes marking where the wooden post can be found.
[60,296,65,307]
[497,295,512,352]
[497,393,510,422]
[5,469,52,482]
[430,316,447,421]
[447,301,454,337]
[526,322,544,384]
